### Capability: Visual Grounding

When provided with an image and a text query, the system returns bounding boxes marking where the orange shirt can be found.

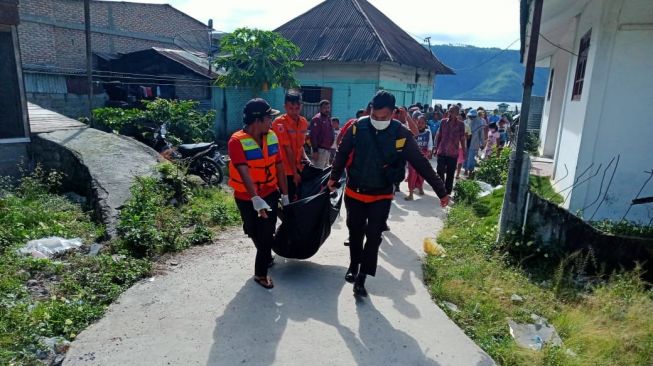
[272,114,309,176]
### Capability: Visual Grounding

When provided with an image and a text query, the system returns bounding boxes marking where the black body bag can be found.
[272,166,344,259]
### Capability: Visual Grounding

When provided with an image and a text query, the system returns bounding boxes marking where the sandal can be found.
[253,276,274,289]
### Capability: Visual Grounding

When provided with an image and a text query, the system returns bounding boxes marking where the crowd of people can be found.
[227,90,511,295]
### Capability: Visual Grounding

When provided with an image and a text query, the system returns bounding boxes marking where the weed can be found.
[590,220,653,239]
[476,148,511,186]
[525,132,540,156]
[424,186,653,365]
[453,180,481,205]
[530,175,564,205]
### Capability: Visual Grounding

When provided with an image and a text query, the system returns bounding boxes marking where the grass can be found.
[0,165,240,364]
[424,188,653,366]
[530,175,564,205]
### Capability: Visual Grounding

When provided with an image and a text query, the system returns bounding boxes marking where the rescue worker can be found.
[228,98,289,289]
[272,90,310,201]
[327,91,450,297]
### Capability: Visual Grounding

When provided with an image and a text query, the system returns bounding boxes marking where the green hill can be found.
[432,44,549,102]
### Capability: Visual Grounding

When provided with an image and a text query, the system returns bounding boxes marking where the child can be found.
[405,115,433,200]
[485,122,500,158]
[498,117,509,149]
[456,144,465,179]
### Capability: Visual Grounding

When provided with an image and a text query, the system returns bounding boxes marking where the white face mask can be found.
[370,118,391,130]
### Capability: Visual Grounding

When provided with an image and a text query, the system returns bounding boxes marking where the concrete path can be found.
[65,180,494,366]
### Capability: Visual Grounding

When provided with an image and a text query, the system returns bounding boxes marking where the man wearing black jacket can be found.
[327,91,449,297]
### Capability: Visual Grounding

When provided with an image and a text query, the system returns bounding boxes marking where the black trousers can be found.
[235,191,279,277]
[345,195,392,277]
[286,175,298,202]
[436,155,457,195]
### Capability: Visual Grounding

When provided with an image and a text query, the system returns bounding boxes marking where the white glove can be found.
[281,194,290,206]
[251,196,271,213]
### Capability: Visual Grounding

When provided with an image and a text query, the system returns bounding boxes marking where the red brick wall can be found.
[18,0,208,70]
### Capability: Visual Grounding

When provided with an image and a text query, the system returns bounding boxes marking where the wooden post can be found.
[499,0,544,239]
[84,0,92,122]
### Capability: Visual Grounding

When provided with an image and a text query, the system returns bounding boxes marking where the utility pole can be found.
[84,0,93,122]
[498,0,544,239]
[424,36,433,55]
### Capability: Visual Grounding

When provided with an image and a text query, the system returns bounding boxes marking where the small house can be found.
[275,0,453,120]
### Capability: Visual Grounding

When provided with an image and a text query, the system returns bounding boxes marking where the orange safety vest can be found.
[228,130,280,193]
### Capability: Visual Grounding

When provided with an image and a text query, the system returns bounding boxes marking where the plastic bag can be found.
[18,237,83,258]
[423,237,446,256]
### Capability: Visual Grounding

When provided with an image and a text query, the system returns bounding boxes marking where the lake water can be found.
[432,99,521,112]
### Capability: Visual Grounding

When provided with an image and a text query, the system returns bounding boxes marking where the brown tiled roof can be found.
[275,0,454,74]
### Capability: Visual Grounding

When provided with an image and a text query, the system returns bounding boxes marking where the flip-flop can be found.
[253,276,274,289]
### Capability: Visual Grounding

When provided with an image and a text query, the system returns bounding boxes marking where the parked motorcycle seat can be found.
[178,142,213,155]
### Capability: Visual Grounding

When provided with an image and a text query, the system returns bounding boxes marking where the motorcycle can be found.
[149,123,226,186]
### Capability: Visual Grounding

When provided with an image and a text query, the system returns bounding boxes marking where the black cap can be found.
[243,98,280,124]
[285,90,302,104]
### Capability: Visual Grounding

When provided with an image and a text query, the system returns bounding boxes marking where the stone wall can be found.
[26,92,107,120]
[526,193,653,280]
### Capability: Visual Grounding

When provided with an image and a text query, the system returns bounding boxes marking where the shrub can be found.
[453,180,481,205]
[591,220,653,239]
[0,165,102,249]
[91,107,143,133]
[157,161,192,204]
[476,148,511,186]
[525,131,540,156]
[142,99,215,144]
[92,99,215,144]
[117,177,186,257]
[188,224,214,246]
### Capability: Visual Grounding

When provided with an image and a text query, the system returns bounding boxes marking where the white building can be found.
[522,0,653,223]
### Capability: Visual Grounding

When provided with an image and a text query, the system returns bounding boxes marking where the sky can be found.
[124,0,521,49]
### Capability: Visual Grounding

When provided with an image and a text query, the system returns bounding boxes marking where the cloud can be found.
[110,0,520,48]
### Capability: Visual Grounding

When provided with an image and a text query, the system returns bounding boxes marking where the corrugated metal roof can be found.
[275,0,454,74]
[151,47,220,79]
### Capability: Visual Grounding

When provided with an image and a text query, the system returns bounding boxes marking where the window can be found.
[299,86,332,119]
[572,30,591,101]
[547,68,555,101]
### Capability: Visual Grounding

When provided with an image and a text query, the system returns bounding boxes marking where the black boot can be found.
[345,262,358,283]
[353,273,368,297]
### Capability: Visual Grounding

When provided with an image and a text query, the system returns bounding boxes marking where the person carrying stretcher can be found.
[327,91,449,297]
[228,98,289,289]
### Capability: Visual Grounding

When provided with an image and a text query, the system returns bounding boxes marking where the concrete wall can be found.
[550,0,602,211]
[295,62,379,121]
[17,0,208,70]
[295,62,435,121]
[27,92,107,120]
[379,63,434,107]
[0,143,28,177]
[213,87,285,140]
[546,0,653,223]
[526,193,653,281]
[539,49,572,158]
[572,0,653,223]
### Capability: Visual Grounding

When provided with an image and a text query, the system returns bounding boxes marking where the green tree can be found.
[214,27,303,91]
